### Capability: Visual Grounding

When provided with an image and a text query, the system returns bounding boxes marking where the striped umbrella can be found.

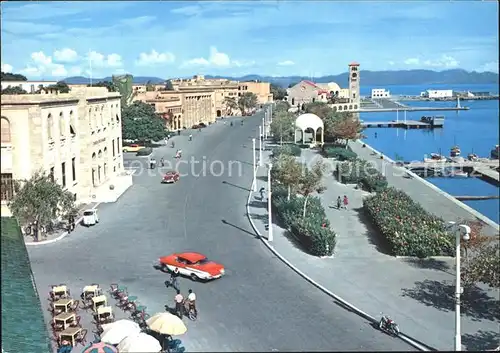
[82,342,118,353]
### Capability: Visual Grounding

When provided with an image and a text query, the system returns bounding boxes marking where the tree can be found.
[274,154,303,200]
[165,80,174,91]
[297,161,326,218]
[46,81,70,93]
[121,101,168,141]
[1,71,27,81]
[89,81,116,92]
[224,97,238,115]
[9,171,76,241]
[238,92,258,115]
[270,83,287,101]
[460,220,500,288]
[324,111,363,146]
[270,110,295,144]
[146,80,155,92]
[1,86,28,95]
[305,101,332,120]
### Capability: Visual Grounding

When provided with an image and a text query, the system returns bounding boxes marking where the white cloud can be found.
[403,55,459,68]
[476,61,499,73]
[182,46,252,68]
[53,48,78,63]
[119,16,156,26]
[388,61,395,66]
[170,5,202,16]
[136,50,175,66]
[1,63,13,73]
[19,51,68,77]
[278,60,295,66]
[88,51,123,68]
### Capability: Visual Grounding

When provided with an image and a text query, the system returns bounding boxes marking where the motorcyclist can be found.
[174,289,184,318]
[230,121,233,126]
[185,289,197,316]
[188,134,192,141]
[170,268,180,289]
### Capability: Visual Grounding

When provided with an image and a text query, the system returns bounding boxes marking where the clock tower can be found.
[348,62,360,103]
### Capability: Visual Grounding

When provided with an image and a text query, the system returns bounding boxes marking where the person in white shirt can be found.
[186,289,197,315]
[174,289,184,318]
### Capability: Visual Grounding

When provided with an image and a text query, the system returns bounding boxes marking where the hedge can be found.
[363,187,454,258]
[272,145,301,158]
[272,184,336,256]
[324,147,357,161]
[338,159,388,192]
[136,147,153,156]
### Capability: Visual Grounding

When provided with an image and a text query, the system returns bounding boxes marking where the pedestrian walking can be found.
[259,187,265,201]
[336,196,342,210]
[343,195,349,210]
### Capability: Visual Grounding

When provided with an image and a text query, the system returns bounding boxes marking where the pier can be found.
[358,97,469,113]
[455,195,500,201]
[362,120,441,129]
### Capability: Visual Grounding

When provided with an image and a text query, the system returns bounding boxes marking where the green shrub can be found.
[338,159,388,192]
[363,187,454,257]
[136,147,152,156]
[272,145,302,158]
[324,147,357,161]
[290,217,336,256]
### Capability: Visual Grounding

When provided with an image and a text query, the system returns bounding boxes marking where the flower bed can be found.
[272,184,336,256]
[323,147,357,161]
[363,187,454,257]
[338,159,388,192]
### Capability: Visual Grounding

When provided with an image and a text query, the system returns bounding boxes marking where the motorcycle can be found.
[379,315,400,336]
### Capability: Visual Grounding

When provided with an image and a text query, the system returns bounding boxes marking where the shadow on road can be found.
[222,180,251,192]
[256,175,268,181]
[401,280,500,322]
[462,330,499,351]
[249,200,267,209]
[400,258,453,275]
[221,219,259,238]
[352,207,392,255]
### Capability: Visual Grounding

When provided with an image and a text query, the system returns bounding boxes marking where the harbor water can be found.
[360,84,499,224]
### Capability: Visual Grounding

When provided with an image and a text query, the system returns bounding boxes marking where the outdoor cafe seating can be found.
[81,284,102,300]
[50,284,70,301]
[95,306,114,324]
[92,295,107,311]
[52,312,77,330]
[58,327,87,347]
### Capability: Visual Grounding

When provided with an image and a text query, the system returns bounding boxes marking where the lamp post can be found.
[267,163,273,241]
[446,221,471,351]
[252,138,257,191]
[259,126,263,166]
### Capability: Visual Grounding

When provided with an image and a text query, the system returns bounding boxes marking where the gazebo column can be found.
[313,128,317,144]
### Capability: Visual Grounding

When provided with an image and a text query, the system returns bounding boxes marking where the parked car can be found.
[158,252,225,281]
[82,209,99,226]
[123,144,145,153]
[161,171,180,183]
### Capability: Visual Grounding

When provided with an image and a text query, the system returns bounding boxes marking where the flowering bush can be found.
[272,184,336,256]
[338,159,388,192]
[363,187,454,257]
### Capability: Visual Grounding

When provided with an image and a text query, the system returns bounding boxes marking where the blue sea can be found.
[359,84,499,224]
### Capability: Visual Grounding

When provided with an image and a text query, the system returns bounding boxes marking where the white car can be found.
[82,209,99,226]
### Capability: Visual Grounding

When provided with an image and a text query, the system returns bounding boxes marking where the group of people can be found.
[336,195,349,210]
[169,268,197,319]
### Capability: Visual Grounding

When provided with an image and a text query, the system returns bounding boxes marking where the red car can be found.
[162,171,180,183]
[159,252,225,281]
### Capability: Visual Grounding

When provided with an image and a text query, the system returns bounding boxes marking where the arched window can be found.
[344,105,348,110]
[349,105,352,110]
[338,106,343,111]
[47,114,53,140]
[103,147,108,156]
[98,150,102,159]
[59,112,65,137]
[92,152,96,161]
[100,105,104,126]
[1,117,11,143]
[69,111,76,136]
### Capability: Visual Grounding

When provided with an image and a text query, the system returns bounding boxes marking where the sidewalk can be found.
[248,148,499,352]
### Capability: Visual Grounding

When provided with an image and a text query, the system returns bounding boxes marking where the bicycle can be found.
[183,300,197,321]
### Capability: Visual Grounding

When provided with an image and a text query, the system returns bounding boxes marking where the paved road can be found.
[28,112,413,352]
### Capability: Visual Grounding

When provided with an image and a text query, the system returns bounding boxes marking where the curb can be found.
[357,140,499,232]
[26,203,100,246]
[246,166,434,352]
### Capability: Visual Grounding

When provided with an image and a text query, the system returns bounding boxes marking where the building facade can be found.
[1,80,58,93]
[421,89,453,99]
[1,87,124,215]
[371,88,391,98]
[239,81,273,104]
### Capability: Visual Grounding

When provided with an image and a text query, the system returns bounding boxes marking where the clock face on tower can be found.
[351,73,358,78]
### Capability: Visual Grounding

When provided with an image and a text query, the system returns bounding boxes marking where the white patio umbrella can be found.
[100,319,141,345]
[117,332,162,353]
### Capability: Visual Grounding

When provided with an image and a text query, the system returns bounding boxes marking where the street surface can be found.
[28,111,414,351]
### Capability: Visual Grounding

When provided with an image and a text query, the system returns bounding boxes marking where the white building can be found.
[420,89,453,99]
[371,88,391,98]
[1,80,58,93]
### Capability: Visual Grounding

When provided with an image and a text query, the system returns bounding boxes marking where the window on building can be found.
[61,162,66,187]
[1,117,11,143]
[50,167,55,183]
[0,173,13,201]
[30,84,35,93]
[117,137,120,152]
[112,139,115,157]
[47,114,53,140]
[59,112,65,137]
[72,158,76,182]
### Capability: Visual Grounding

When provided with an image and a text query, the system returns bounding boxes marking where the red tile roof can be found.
[302,80,319,88]
[349,62,360,66]
[317,90,330,95]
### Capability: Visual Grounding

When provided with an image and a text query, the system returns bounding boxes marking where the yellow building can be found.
[239,81,273,104]
[1,87,127,215]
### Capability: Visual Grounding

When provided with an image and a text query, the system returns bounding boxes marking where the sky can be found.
[1,1,498,80]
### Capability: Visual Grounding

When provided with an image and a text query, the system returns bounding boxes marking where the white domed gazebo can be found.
[294,113,324,145]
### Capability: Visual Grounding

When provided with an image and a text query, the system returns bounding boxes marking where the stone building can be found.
[1,87,126,215]
[238,81,273,104]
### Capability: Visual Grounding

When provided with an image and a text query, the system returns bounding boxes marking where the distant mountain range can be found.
[63,69,498,87]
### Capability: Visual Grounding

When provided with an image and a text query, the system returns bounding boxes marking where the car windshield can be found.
[195,258,209,265]
[83,211,94,216]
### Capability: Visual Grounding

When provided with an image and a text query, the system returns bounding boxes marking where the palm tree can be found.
[224,97,238,115]
[238,92,258,115]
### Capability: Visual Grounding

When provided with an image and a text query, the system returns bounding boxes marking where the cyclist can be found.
[174,289,184,318]
[170,268,180,289]
[186,289,197,316]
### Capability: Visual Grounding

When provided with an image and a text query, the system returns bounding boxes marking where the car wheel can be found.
[190,273,198,281]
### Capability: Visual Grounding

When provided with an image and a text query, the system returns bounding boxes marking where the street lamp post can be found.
[262,117,265,139]
[259,126,263,166]
[447,221,471,351]
[267,163,273,241]
[252,138,257,191]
